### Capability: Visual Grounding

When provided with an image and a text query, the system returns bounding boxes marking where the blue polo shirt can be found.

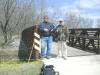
[39,22,55,37]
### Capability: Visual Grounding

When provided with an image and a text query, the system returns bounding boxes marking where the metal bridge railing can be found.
[68,28,100,54]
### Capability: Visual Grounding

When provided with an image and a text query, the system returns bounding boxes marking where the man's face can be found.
[44,17,48,22]
[59,21,63,25]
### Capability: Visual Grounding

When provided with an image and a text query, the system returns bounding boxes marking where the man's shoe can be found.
[46,56,51,59]
[56,56,61,59]
[40,57,44,60]
[40,56,46,60]
[63,57,67,60]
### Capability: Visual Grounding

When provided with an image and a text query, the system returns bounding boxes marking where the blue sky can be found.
[20,0,100,27]
[33,0,100,20]
[20,0,100,19]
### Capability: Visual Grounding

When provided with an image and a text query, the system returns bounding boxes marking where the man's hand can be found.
[51,29,53,32]
[56,29,58,32]
[66,40,69,43]
[44,28,48,32]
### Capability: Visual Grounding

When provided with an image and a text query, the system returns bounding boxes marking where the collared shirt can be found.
[39,22,55,37]
[55,25,68,41]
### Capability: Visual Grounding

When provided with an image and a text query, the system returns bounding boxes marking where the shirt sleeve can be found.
[51,24,56,33]
[64,27,69,40]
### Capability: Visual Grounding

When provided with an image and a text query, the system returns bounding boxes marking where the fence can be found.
[68,28,100,54]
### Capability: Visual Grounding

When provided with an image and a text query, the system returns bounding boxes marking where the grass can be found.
[0,61,43,75]
[0,35,21,47]
[0,35,43,75]
[0,39,4,46]
[0,52,43,75]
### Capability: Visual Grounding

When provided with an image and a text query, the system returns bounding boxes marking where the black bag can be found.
[40,65,59,75]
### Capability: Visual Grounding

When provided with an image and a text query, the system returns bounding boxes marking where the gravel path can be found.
[42,55,100,75]
[42,42,99,75]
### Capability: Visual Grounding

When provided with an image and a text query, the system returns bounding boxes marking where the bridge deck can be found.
[42,55,100,75]
[43,42,100,75]
[51,42,96,57]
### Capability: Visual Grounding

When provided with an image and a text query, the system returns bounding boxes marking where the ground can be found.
[0,38,43,75]
[0,61,43,75]
[42,55,100,75]
[0,39,100,75]
[51,42,96,57]
[42,42,100,75]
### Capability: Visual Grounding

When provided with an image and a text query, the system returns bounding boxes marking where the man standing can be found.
[56,18,68,60]
[39,16,55,59]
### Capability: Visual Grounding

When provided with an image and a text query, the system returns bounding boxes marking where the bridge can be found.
[68,28,100,54]
[18,26,100,60]
[17,26,100,75]
[51,42,96,57]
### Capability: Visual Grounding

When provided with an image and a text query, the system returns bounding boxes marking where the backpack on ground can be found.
[40,65,59,75]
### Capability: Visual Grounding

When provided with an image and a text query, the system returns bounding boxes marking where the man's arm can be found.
[38,23,44,32]
[39,23,49,32]
[64,27,69,43]
[50,24,56,33]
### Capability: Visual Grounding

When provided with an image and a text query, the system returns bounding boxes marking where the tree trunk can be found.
[3,32,8,43]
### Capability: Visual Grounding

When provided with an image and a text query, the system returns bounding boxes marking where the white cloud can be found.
[74,0,100,9]
[37,0,100,20]
[60,6,82,15]
[82,13,100,20]
[59,0,100,20]
[44,7,55,14]
[48,5,100,20]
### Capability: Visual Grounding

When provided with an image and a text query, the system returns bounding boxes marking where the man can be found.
[38,16,55,59]
[56,18,68,60]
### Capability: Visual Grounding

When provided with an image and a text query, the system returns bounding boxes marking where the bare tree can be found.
[65,11,93,29]
[0,0,36,44]
[96,19,100,28]
[79,18,93,28]
[0,0,17,43]
[37,0,46,22]
[64,11,81,29]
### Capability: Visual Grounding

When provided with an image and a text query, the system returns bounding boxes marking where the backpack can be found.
[40,65,59,75]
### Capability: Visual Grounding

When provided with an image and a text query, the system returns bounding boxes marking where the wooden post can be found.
[28,24,41,63]
[28,41,34,63]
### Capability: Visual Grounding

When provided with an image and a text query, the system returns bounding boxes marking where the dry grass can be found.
[0,61,43,75]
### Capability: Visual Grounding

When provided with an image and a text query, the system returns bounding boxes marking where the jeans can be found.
[41,36,53,58]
